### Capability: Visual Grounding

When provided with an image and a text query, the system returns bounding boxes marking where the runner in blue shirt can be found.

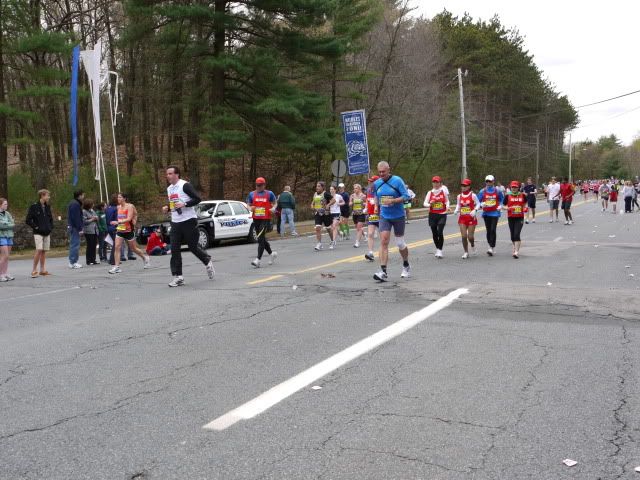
[476,175,504,256]
[372,161,411,281]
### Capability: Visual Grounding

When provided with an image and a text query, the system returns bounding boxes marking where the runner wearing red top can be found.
[581,182,589,202]
[247,177,277,268]
[559,177,575,225]
[503,181,527,258]
[454,178,479,259]
[364,175,380,261]
[423,176,450,258]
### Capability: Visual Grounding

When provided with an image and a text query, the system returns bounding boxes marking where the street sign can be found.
[331,159,347,178]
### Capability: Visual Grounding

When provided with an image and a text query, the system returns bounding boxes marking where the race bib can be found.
[485,199,497,207]
[432,202,444,210]
[255,207,266,217]
[381,195,395,206]
[461,206,471,215]
[117,223,126,232]
[368,214,379,222]
[512,206,522,214]
[169,201,175,211]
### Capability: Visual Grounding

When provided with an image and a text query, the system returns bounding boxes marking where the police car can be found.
[137,200,258,249]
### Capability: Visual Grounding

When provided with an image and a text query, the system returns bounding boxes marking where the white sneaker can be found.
[354,242,360,248]
[487,248,494,257]
[168,276,185,287]
[268,252,277,265]
[143,255,151,269]
[525,220,529,224]
[0,276,7,282]
[314,243,323,251]
[549,219,553,223]
[401,265,411,278]
[564,221,569,225]
[462,252,469,259]
[329,241,336,250]
[206,260,215,279]
[69,263,83,269]
[108,266,121,274]
[568,220,573,225]
[532,219,536,223]
[365,251,375,262]
[435,249,443,258]
[513,251,519,259]
[373,270,388,282]
[471,246,477,255]
[251,258,261,268]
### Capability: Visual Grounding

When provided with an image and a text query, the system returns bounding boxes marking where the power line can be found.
[574,104,640,130]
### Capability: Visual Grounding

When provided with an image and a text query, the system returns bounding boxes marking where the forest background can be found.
[0,0,637,217]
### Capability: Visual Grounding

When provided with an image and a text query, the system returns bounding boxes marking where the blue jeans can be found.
[68,227,81,264]
[280,208,296,235]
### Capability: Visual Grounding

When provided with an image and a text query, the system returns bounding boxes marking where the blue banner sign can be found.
[340,109,370,176]
[70,45,80,186]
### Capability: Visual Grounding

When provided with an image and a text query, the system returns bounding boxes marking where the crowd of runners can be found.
[0,163,638,285]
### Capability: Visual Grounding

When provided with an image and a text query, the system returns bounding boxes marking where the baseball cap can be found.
[461,178,472,186]
[510,180,520,188]
[255,177,266,185]
[485,175,495,182]
[338,183,345,188]
[368,175,380,182]
[432,176,442,183]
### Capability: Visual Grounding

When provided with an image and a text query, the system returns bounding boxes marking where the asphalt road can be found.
[1,199,639,480]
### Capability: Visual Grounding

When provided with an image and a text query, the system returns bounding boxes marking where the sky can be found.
[414,0,640,146]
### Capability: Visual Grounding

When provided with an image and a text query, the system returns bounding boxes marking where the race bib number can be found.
[381,195,395,206]
[460,206,471,215]
[432,202,444,210]
[368,214,379,222]
[512,206,522,214]
[117,223,126,232]
[485,199,497,207]
[254,207,266,217]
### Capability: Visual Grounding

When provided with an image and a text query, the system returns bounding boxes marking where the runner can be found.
[364,175,380,261]
[523,177,537,224]
[609,181,619,214]
[560,177,575,225]
[108,193,150,274]
[454,178,479,259]
[338,183,351,240]
[372,161,411,281]
[163,166,215,287]
[503,181,527,258]
[328,185,344,250]
[423,175,449,258]
[581,181,589,202]
[546,177,561,222]
[247,177,277,268]
[600,180,610,212]
[593,181,600,201]
[311,181,334,251]
[477,175,504,256]
[350,184,367,248]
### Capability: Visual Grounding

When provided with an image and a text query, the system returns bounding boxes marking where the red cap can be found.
[510,180,520,188]
[368,175,380,182]
[432,176,442,183]
[255,177,266,185]
[461,178,472,186]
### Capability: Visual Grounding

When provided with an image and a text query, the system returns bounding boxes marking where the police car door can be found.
[213,202,236,239]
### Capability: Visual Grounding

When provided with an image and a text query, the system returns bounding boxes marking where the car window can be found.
[232,202,250,215]
[216,203,233,216]
[198,203,216,215]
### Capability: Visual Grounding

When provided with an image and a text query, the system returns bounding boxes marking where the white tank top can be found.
[167,179,198,223]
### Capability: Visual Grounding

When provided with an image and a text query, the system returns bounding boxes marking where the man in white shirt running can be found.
[546,177,561,223]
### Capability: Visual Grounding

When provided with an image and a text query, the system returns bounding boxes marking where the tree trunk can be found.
[0,0,7,199]
[208,0,226,198]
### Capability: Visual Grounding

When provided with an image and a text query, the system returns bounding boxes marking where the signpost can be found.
[340,110,371,176]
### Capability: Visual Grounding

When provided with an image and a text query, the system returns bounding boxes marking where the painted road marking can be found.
[553,236,563,242]
[1,286,81,302]
[203,287,469,431]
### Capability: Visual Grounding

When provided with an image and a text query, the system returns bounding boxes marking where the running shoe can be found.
[0,276,7,282]
[268,252,277,265]
[568,220,573,225]
[143,255,151,269]
[354,242,360,248]
[373,270,388,282]
[462,252,469,259]
[291,232,299,237]
[513,251,519,259]
[5,275,14,281]
[525,220,529,224]
[549,219,553,223]
[532,219,536,223]
[168,276,185,287]
[314,243,323,251]
[365,251,375,262]
[401,265,411,278]
[435,249,443,258]
[108,266,121,274]
[487,248,494,256]
[471,246,477,255]
[564,221,569,225]
[251,258,261,268]
[69,263,83,269]
[329,241,336,250]
[206,260,215,279]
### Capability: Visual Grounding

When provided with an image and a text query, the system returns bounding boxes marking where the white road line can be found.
[553,236,563,242]
[203,287,469,431]
[1,286,81,302]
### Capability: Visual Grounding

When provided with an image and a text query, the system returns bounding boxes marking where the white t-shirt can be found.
[547,182,561,201]
[329,194,344,215]
[167,179,198,223]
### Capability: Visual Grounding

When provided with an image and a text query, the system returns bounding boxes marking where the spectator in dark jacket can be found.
[26,189,54,278]
[82,199,99,265]
[105,194,119,265]
[67,190,85,269]
[277,186,298,237]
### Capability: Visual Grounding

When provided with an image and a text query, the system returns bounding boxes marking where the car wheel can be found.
[198,227,210,249]
[247,224,258,243]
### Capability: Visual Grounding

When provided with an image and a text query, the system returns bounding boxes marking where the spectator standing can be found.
[95,202,108,262]
[277,186,298,237]
[105,194,119,265]
[26,189,54,278]
[83,199,99,265]
[0,198,15,282]
[622,181,635,213]
[67,190,85,269]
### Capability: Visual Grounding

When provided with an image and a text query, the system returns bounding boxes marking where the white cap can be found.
[485,175,495,182]
[338,183,345,188]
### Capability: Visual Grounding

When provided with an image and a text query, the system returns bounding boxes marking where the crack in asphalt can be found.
[0,386,168,442]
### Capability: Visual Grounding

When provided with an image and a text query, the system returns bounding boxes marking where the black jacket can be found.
[26,202,54,236]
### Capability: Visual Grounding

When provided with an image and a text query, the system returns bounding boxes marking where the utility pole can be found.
[568,132,572,183]
[457,68,467,180]
[535,130,540,186]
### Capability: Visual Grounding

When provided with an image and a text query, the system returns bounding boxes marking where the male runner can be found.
[599,180,610,212]
[247,177,277,267]
[311,181,334,251]
[523,177,537,224]
[559,177,575,225]
[338,183,351,240]
[372,161,411,281]
[546,177,561,223]
[163,166,215,287]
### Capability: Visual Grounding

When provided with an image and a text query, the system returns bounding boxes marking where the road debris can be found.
[562,459,578,467]
[311,385,322,390]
